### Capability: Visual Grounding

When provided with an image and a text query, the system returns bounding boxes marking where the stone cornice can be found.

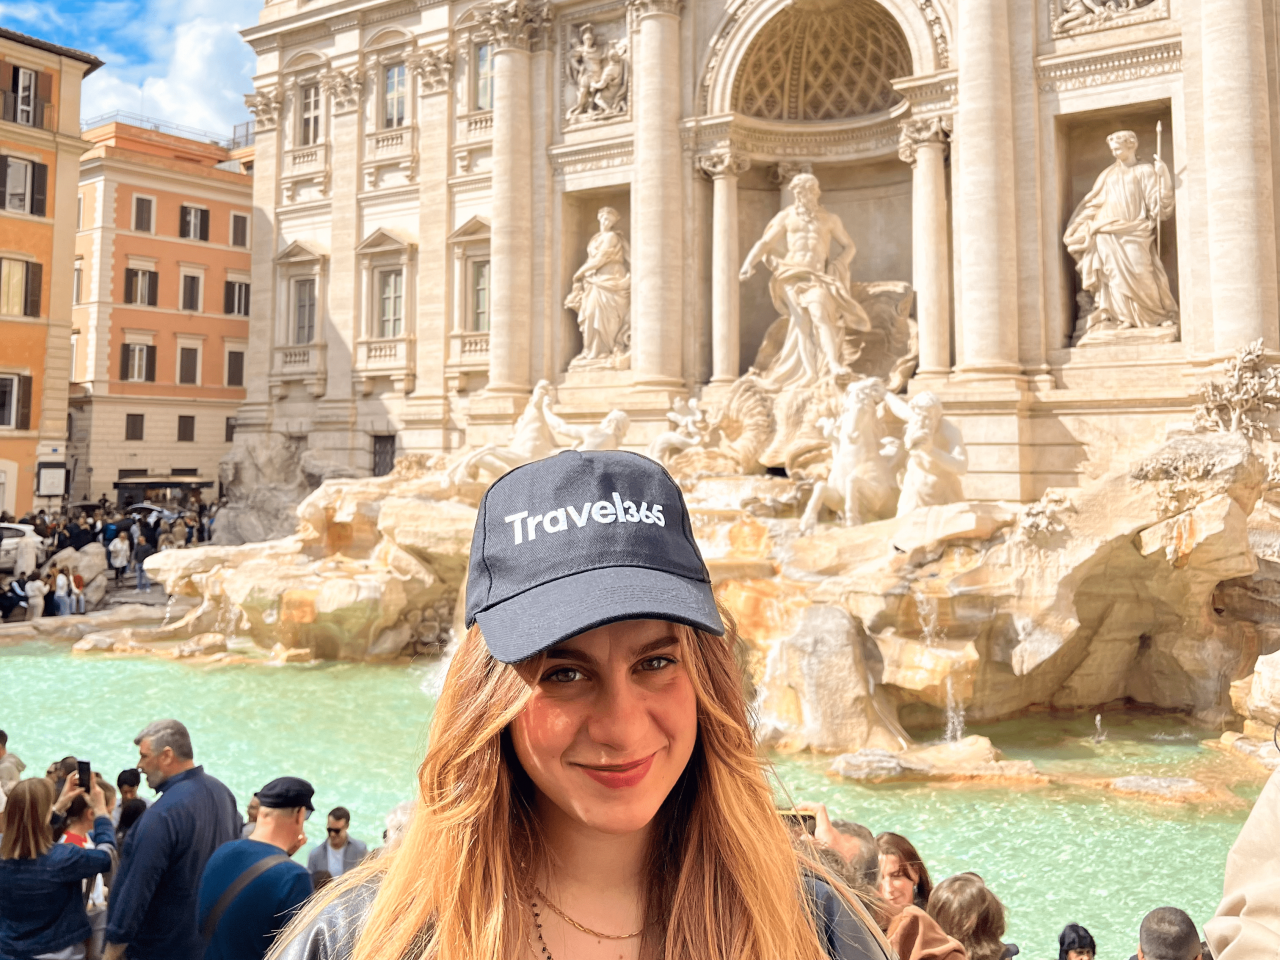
[684,109,905,164]
[892,70,956,119]
[627,0,682,18]
[1036,39,1181,93]
[242,0,449,54]
[549,136,634,176]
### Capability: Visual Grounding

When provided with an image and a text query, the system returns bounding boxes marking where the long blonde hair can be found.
[273,614,890,960]
[1,778,55,860]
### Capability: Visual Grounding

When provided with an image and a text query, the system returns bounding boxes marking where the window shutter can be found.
[35,72,51,127]
[199,208,210,242]
[124,268,137,304]
[0,93,11,124]
[228,351,244,386]
[179,206,189,238]
[119,343,130,380]
[145,345,157,382]
[9,66,17,93]
[224,280,234,314]
[0,156,7,200]
[16,375,31,430]
[147,271,158,307]
[30,163,46,217]
[22,261,40,318]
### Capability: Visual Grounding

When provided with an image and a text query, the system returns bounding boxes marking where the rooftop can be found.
[0,27,103,75]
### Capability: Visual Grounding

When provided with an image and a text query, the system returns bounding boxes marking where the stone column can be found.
[954,0,1019,375]
[451,246,467,332]
[630,0,685,389]
[1202,0,1279,352]
[899,117,952,378]
[484,0,546,395]
[698,150,750,384]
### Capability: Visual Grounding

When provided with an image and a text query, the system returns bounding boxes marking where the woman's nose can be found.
[585,674,648,749]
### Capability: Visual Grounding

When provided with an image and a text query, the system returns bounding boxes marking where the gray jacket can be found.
[306,837,368,878]
[273,876,889,960]
[0,752,25,799]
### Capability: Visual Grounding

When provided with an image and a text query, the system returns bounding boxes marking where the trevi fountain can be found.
[9,0,1280,952]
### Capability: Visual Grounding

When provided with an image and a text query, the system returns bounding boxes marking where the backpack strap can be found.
[202,853,293,942]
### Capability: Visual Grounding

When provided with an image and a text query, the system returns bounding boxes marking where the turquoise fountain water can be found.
[2,641,1257,960]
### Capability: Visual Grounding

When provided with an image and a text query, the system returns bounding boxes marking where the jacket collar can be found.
[157,764,203,793]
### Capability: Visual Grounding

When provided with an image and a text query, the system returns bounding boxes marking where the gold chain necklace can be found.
[532,888,643,940]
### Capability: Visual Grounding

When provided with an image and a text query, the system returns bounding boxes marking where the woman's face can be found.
[878,853,918,908]
[1067,952,1094,960]
[512,619,698,837]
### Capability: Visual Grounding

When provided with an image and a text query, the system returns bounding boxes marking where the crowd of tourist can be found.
[0,494,227,622]
[0,716,1264,960]
[0,723,376,960]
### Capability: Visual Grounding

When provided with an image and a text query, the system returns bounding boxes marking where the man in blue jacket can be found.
[198,776,315,960]
[103,719,239,960]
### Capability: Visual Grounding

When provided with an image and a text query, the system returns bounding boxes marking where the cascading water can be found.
[915,587,966,743]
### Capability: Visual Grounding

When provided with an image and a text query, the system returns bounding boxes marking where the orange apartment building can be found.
[69,120,253,504]
[0,29,101,517]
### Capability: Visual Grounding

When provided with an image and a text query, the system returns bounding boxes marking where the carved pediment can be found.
[447,216,491,242]
[356,227,415,254]
[275,239,328,264]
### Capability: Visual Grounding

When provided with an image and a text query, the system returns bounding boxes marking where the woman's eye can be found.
[639,655,677,672]
[543,667,584,683]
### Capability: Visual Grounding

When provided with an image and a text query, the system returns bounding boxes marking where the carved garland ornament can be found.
[696,149,751,179]
[1050,0,1167,38]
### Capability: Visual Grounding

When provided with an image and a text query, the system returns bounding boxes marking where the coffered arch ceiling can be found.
[732,0,912,122]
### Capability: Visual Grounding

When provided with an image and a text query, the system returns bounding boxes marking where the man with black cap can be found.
[197,777,316,960]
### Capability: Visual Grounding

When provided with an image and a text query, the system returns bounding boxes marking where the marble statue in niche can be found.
[565,206,632,369]
[882,390,968,516]
[565,23,629,123]
[1064,129,1178,346]
[738,173,871,388]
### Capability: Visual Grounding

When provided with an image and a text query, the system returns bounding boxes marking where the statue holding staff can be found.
[1064,129,1178,339]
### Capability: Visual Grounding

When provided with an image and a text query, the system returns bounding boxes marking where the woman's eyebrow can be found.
[544,647,594,663]
[634,636,680,656]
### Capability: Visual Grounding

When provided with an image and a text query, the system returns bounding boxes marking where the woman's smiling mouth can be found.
[575,753,658,789]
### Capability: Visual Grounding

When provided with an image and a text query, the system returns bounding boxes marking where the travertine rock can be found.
[173,633,228,658]
[753,604,909,753]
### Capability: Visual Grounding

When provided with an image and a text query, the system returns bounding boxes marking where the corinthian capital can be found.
[898,116,952,166]
[320,67,364,114]
[245,88,283,130]
[697,150,750,180]
[627,0,683,17]
[407,46,455,95]
[473,0,549,51]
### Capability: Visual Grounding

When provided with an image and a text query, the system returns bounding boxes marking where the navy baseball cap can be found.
[256,776,315,811]
[465,449,724,663]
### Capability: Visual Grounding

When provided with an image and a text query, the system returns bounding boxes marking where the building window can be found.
[0,156,46,217]
[125,413,145,441]
[377,269,403,338]
[475,44,494,111]
[226,350,245,387]
[178,347,200,384]
[231,213,249,248]
[133,196,153,232]
[73,261,82,304]
[15,68,35,126]
[300,84,321,146]
[180,205,209,241]
[0,374,30,429]
[181,274,201,311]
[294,278,317,344]
[471,260,490,332]
[177,415,195,442]
[225,416,237,442]
[124,268,158,306]
[0,258,40,317]
[384,63,407,129]
[224,280,250,316]
[120,343,155,383]
[372,435,396,477]
[77,195,83,229]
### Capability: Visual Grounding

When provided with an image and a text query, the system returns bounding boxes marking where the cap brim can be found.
[475,565,725,664]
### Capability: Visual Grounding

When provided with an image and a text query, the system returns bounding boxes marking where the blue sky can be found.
[9,0,262,135]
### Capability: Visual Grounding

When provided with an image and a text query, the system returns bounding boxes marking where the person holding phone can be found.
[271,450,891,960]
[0,772,115,960]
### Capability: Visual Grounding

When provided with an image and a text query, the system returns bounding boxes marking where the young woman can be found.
[873,833,962,960]
[875,832,932,910]
[273,450,891,960]
[0,775,115,960]
[928,873,1018,960]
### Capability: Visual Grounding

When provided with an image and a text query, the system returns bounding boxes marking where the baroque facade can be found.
[236,0,1280,500]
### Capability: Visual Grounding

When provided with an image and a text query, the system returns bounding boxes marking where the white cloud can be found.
[73,0,262,137]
